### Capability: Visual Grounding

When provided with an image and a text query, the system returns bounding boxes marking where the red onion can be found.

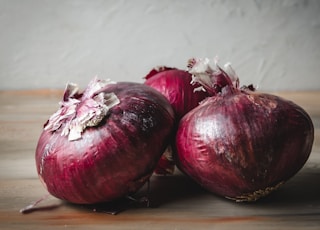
[144,66,211,120]
[144,66,213,175]
[35,78,174,204]
[175,58,314,201]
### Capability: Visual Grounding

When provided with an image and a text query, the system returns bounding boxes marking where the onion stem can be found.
[187,57,239,96]
[44,77,120,141]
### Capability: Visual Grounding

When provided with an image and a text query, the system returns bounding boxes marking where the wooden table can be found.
[0,90,319,230]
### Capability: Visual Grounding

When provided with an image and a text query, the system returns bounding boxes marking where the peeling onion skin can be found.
[175,87,314,202]
[35,82,175,204]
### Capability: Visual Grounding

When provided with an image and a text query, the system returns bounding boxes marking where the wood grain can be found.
[0,90,319,230]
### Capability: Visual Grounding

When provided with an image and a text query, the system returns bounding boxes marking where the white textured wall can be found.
[1,0,319,91]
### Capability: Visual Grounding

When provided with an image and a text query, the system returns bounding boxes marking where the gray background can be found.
[1,0,319,91]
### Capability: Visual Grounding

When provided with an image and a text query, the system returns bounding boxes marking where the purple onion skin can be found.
[144,68,210,120]
[175,89,314,201]
[35,82,174,204]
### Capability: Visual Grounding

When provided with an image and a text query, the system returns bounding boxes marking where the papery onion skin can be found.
[176,87,314,201]
[35,81,174,204]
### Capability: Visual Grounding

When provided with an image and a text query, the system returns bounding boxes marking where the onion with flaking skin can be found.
[35,78,175,204]
[144,61,239,175]
[175,58,314,202]
[144,66,211,120]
